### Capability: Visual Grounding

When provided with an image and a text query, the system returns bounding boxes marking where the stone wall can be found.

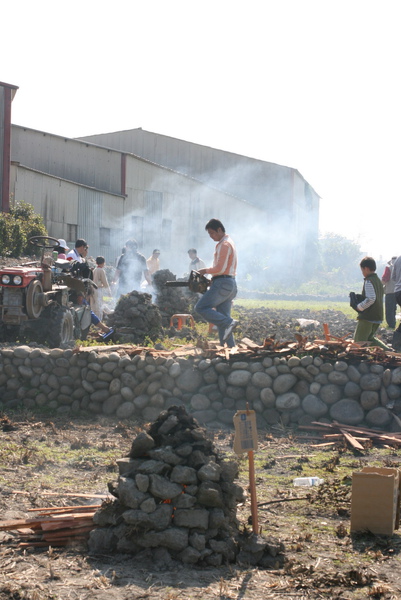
[1,345,401,431]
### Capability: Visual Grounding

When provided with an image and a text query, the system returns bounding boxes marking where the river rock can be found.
[360,374,382,391]
[344,382,361,398]
[365,407,392,428]
[251,372,273,388]
[227,370,252,387]
[273,374,297,394]
[327,371,349,385]
[302,394,328,418]
[276,392,300,411]
[320,384,342,405]
[176,369,203,392]
[360,391,379,411]
[260,387,276,408]
[386,384,401,399]
[190,394,210,411]
[329,399,365,425]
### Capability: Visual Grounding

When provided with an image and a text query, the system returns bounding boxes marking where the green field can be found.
[234,298,355,319]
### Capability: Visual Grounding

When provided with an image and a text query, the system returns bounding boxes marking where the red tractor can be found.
[0,236,95,348]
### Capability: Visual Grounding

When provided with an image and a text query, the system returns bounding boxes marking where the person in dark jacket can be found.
[352,256,390,350]
[381,256,398,328]
[113,239,151,297]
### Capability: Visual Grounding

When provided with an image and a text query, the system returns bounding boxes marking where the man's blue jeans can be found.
[385,293,397,328]
[195,277,237,347]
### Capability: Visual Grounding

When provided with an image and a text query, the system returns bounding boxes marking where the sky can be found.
[2,0,400,261]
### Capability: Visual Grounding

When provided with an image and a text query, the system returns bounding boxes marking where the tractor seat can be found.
[55,259,74,271]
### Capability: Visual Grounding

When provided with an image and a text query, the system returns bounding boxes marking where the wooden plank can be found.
[43,526,94,540]
[28,504,101,513]
[0,518,44,531]
[0,512,95,532]
[240,338,261,350]
[298,425,332,432]
[339,429,365,451]
[12,490,109,499]
[40,517,94,531]
[310,442,337,447]
[324,434,368,441]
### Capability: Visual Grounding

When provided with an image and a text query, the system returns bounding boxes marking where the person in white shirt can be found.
[90,256,111,320]
[146,249,161,275]
[188,248,206,274]
[66,239,88,263]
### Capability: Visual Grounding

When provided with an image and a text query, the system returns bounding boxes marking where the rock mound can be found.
[106,290,162,344]
[89,406,285,567]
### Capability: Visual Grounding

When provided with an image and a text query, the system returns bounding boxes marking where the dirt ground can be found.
[1,414,401,600]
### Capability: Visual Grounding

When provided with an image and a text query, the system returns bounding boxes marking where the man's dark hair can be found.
[75,239,87,249]
[360,256,376,271]
[188,248,197,254]
[96,256,105,265]
[126,239,138,250]
[205,219,225,232]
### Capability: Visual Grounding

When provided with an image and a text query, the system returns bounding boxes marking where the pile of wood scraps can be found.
[71,322,401,365]
[0,497,104,548]
[299,420,401,452]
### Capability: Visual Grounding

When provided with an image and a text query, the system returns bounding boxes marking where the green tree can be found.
[0,201,48,257]
[317,233,364,283]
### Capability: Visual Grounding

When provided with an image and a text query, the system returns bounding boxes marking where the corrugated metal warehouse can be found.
[1,81,320,282]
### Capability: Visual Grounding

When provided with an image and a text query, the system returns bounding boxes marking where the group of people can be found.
[112,242,210,296]
[56,227,401,352]
[350,254,401,351]
[54,238,113,339]
[382,255,401,349]
[109,230,238,347]
[53,219,240,348]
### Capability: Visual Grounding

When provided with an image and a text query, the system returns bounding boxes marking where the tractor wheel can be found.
[46,306,74,348]
[26,280,44,319]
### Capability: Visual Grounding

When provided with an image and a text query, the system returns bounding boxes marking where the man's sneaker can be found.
[223,319,238,341]
[101,328,114,342]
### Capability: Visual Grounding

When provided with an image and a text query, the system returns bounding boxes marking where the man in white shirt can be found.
[188,248,206,274]
[67,239,88,263]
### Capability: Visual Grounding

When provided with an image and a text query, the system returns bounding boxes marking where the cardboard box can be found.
[350,467,401,535]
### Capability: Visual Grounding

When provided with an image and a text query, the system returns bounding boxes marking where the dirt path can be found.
[1,414,401,600]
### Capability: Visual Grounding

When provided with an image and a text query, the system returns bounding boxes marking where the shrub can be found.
[0,201,48,257]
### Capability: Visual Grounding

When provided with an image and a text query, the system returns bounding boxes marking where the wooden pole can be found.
[323,323,330,341]
[248,449,258,533]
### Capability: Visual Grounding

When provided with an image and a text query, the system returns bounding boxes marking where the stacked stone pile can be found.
[105,291,163,344]
[152,270,192,327]
[1,345,401,432]
[88,406,285,567]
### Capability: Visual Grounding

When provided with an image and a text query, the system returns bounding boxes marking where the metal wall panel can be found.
[122,153,263,275]
[11,126,122,195]
[78,129,301,206]
[80,129,320,276]
[9,164,125,264]
[77,188,102,254]
[0,88,4,206]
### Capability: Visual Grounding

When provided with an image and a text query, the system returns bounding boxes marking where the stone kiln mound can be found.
[106,290,163,344]
[152,269,193,327]
[89,406,285,567]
